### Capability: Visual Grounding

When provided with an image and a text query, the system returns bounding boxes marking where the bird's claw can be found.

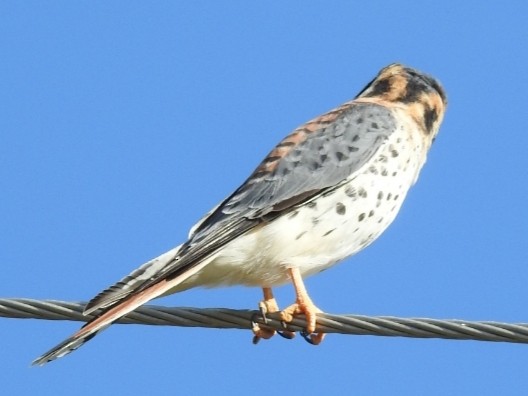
[301,329,315,344]
[251,312,295,343]
[279,293,326,345]
[251,312,272,344]
[277,321,296,339]
[300,329,325,345]
[258,301,270,323]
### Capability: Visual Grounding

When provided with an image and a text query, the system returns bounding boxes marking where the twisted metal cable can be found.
[2,298,528,344]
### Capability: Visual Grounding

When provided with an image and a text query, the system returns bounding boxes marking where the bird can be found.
[33,63,447,365]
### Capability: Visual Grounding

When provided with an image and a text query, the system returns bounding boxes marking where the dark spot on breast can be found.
[356,118,364,125]
[371,122,379,129]
[369,166,378,175]
[345,185,357,198]
[352,134,360,142]
[360,233,374,246]
[386,193,392,200]
[312,217,320,225]
[394,194,399,200]
[377,191,384,200]
[347,145,359,153]
[295,231,307,240]
[358,188,367,198]
[358,213,366,222]
[381,169,388,176]
[391,149,399,157]
[323,228,335,237]
[368,210,374,217]
[336,202,346,215]
[320,154,328,162]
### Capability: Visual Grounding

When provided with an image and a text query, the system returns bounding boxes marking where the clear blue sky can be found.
[2,2,528,395]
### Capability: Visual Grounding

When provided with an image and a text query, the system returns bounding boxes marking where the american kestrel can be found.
[33,63,446,365]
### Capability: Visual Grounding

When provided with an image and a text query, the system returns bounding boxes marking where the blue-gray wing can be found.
[191,101,398,239]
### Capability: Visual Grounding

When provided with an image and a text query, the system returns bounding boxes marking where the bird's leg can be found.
[252,287,295,344]
[280,267,326,345]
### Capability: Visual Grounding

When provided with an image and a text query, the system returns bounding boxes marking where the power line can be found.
[2,298,528,344]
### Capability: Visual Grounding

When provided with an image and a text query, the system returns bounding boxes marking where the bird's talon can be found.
[299,330,325,345]
[258,301,269,324]
[300,330,315,345]
[250,312,262,329]
[251,312,276,342]
[277,330,296,340]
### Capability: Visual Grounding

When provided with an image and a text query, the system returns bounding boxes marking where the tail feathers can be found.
[32,278,174,366]
[84,245,182,315]
[32,325,108,366]
[33,257,213,366]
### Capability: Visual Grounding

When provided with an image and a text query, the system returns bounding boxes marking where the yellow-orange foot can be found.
[252,287,295,344]
[279,268,326,345]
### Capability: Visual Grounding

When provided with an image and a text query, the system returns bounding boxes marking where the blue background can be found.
[2,2,528,395]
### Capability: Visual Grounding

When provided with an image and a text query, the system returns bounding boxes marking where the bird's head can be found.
[356,63,447,139]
